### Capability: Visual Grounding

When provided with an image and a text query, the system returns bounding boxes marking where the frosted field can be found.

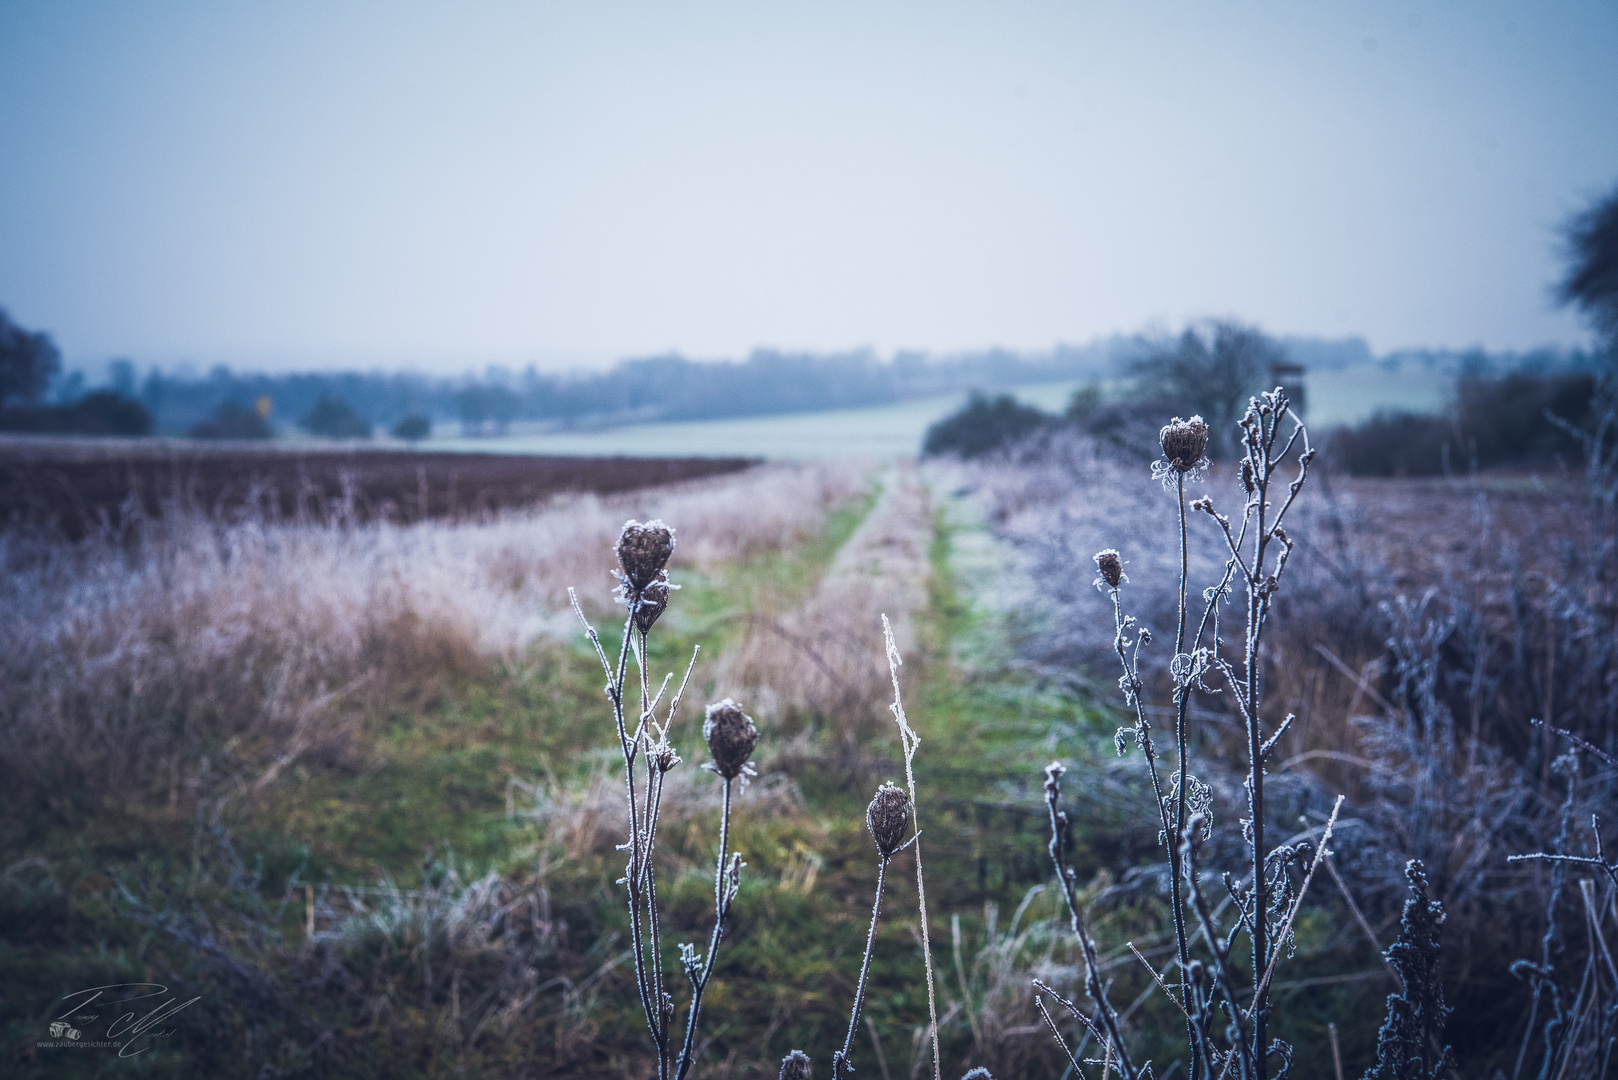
[1303,366,1453,427]
[424,390,1008,460]
[415,368,1454,461]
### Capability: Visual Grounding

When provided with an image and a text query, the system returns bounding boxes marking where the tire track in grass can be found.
[710,460,934,737]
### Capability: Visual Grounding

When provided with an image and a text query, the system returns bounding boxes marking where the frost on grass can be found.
[0,461,863,814]
[711,462,934,738]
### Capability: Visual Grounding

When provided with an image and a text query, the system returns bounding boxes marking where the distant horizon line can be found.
[55,331,1605,385]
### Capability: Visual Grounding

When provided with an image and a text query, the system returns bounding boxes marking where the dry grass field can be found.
[2,414,1614,1078]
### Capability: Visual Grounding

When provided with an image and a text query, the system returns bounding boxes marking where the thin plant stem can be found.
[624,628,663,1062]
[835,858,890,1080]
[1045,761,1139,1080]
[571,583,708,1080]
[1170,470,1198,1076]
[1106,589,1177,866]
[865,1013,894,1080]
[675,777,737,1080]
[571,590,661,1056]
[1246,419,1271,1074]
[882,614,941,1080]
[1250,798,1343,1005]
[1036,997,1086,1077]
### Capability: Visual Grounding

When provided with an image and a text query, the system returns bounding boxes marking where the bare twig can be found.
[1322,854,1403,993]
[882,614,941,1080]
[835,858,891,1080]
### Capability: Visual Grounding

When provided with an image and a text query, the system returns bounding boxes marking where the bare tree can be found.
[1127,321,1286,455]
[0,307,61,406]
[1559,182,1618,353]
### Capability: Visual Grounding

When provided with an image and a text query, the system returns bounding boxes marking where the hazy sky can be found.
[2,2,1616,373]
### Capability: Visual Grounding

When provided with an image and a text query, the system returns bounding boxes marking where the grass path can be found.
[255,473,886,889]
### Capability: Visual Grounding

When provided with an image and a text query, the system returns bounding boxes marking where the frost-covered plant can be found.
[568,519,736,1080]
[1360,860,1455,1080]
[1031,390,1346,1080]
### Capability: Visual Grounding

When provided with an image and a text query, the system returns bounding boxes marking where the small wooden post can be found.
[305,884,315,939]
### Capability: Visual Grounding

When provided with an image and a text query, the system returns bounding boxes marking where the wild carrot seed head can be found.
[1093,549,1125,590]
[702,699,758,780]
[615,519,675,592]
[1159,416,1209,472]
[652,736,681,773]
[866,783,910,859]
[633,571,675,633]
[779,1050,812,1080]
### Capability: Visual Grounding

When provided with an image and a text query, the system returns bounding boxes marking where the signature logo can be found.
[44,983,199,1058]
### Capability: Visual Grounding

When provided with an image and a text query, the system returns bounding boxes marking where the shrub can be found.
[1125,320,1284,455]
[0,390,153,436]
[75,390,155,435]
[922,391,1050,458]
[189,400,273,439]
[391,413,431,442]
[300,394,372,439]
[978,375,1618,1074]
[1457,370,1595,463]
[1326,371,1598,476]
[1324,409,1453,477]
[1067,394,1188,460]
[1063,382,1103,423]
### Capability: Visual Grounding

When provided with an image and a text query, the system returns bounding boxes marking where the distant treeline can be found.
[116,345,1116,435]
[922,320,1613,475]
[37,332,1611,438]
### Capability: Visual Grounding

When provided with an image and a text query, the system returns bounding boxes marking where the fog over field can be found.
[2,3,1615,374]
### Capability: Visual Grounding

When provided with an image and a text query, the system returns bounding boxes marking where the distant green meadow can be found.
[414,368,1453,460]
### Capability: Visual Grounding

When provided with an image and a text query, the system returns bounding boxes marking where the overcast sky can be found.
[2,1,1616,374]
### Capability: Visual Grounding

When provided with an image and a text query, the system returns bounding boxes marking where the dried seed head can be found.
[652,739,681,774]
[1093,549,1124,589]
[615,519,675,592]
[1160,416,1209,472]
[702,699,757,780]
[866,783,911,859]
[634,571,674,633]
[779,1051,812,1080]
